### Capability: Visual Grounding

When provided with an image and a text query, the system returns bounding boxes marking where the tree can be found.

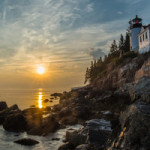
[84,67,90,84]
[97,57,102,65]
[110,40,118,54]
[124,32,130,52]
[119,34,125,55]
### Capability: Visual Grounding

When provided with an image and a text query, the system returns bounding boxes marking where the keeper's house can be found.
[129,15,150,53]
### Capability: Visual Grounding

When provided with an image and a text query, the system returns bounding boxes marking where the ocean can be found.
[0,88,82,150]
[0,124,82,150]
[0,88,60,110]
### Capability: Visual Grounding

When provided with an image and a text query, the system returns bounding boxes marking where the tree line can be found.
[84,32,130,84]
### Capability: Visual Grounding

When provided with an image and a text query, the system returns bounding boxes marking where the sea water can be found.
[0,88,60,110]
[0,88,82,150]
[0,125,82,150]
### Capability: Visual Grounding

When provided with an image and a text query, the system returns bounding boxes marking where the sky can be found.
[0,0,150,91]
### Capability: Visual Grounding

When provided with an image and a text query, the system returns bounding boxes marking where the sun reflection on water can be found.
[38,92,43,108]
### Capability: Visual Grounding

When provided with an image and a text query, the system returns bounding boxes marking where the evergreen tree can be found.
[119,34,125,55]
[97,57,102,65]
[94,59,97,68]
[124,32,130,52]
[84,67,90,84]
[104,55,108,61]
[110,40,117,54]
[89,61,94,81]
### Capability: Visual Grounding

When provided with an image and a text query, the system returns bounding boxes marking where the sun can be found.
[37,66,45,75]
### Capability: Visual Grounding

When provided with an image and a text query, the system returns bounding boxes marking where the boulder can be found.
[72,106,91,119]
[60,116,78,126]
[3,113,27,132]
[65,119,112,150]
[0,104,21,125]
[0,101,7,111]
[42,115,60,134]
[51,92,63,97]
[27,115,59,135]
[108,103,150,150]
[9,104,19,111]
[22,108,43,116]
[58,142,74,150]
[43,99,49,103]
[75,144,94,150]
[66,129,81,146]
[14,138,39,146]
[129,77,150,102]
[95,90,131,114]
[59,107,72,118]
[44,106,51,112]
[51,138,60,141]
[135,58,150,83]
[83,119,112,149]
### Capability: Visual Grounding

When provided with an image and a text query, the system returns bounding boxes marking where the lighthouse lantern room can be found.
[129,15,143,52]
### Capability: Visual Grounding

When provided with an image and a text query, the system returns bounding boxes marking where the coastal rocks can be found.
[135,58,150,83]
[65,119,112,150]
[94,68,119,91]
[0,101,7,111]
[72,106,91,120]
[108,103,150,150]
[51,92,63,98]
[9,104,19,111]
[66,129,81,146]
[95,90,131,114]
[14,138,39,146]
[59,107,72,118]
[92,55,147,92]
[75,144,94,150]
[129,77,150,102]
[83,119,111,149]
[58,107,79,126]
[119,60,138,81]
[3,113,27,132]
[58,142,74,150]
[60,116,78,126]
[27,115,59,136]
[0,104,20,125]
[43,99,49,103]
[41,115,60,134]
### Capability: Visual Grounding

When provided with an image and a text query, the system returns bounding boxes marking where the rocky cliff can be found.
[58,52,150,150]
[0,52,150,150]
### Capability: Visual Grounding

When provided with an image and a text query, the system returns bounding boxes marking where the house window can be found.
[143,34,144,41]
[146,32,148,40]
[140,36,142,42]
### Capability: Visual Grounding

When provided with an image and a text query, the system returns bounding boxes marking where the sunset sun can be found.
[37,66,45,75]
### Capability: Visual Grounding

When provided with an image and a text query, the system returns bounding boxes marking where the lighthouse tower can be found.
[129,15,142,52]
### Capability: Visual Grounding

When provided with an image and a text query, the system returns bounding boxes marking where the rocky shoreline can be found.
[0,54,150,150]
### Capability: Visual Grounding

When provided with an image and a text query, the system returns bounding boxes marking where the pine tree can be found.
[119,34,125,54]
[89,61,94,81]
[124,32,130,52]
[97,57,102,65]
[110,40,117,54]
[84,67,90,84]
[104,55,108,61]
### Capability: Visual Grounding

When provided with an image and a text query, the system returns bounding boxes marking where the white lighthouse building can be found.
[129,15,150,53]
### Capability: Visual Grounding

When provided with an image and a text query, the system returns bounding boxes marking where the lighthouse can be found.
[129,15,142,52]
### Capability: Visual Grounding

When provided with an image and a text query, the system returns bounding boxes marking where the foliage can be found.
[110,40,117,54]
[84,32,134,84]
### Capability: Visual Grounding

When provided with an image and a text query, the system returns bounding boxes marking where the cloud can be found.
[0,0,149,72]
[89,48,105,60]
[117,11,123,15]
[86,3,94,13]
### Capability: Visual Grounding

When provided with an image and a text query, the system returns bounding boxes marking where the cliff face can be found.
[104,55,150,150]
[58,53,150,150]
[92,54,148,92]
